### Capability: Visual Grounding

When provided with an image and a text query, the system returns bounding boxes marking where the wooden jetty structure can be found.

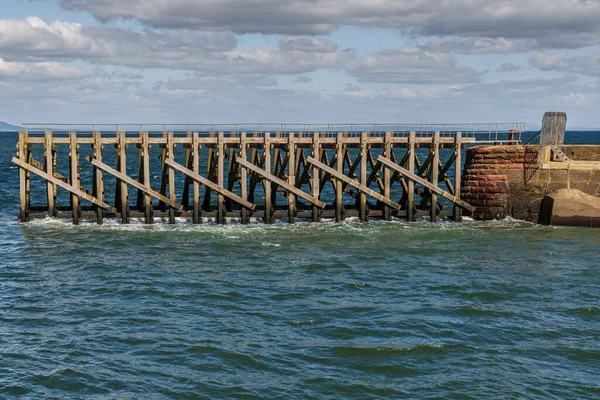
[12,122,525,224]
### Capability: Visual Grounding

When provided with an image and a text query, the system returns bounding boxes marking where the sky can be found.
[1,0,599,127]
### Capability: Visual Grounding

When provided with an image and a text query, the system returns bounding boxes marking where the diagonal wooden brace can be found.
[11,157,117,213]
[165,158,255,210]
[306,156,401,210]
[236,157,326,209]
[86,156,184,211]
[377,155,475,213]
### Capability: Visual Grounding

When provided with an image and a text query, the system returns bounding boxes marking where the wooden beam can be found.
[453,132,463,222]
[360,131,368,221]
[306,156,400,210]
[165,158,256,211]
[192,132,201,224]
[263,132,273,224]
[167,131,176,224]
[239,132,249,223]
[18,132,29,222]
[236,157,325,209]
[69,131,80,225]
[431,131,440,222]
[93,131,104,224]
[383,131,392,220]
[86,155,184,211]
[287,132,296,223]
[312,132,321,222]
[142,132,153,224]
[217,131,225,224]
[407,132,416,221]
[335,133,344,222]
[44,132,56,217]
[12,157,117,213]
[377,155,475,213]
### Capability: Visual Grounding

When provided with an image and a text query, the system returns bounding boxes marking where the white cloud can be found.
[347,48,479,84]
[59,0,600,48]
[531,51,600,76]
[0,58,88,80]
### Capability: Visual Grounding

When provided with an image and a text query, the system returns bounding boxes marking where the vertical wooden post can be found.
[335,132,344,222]
[430,131,440,223]
[383,131,392,221]
[135,132,145,212]
[159,130,168,211]
[93,131,104,224]
[167,131,176,224]
[192,132,201,224]
[117,131,129,224]
[181,131,192,209]
[240,132,249,224]
[359,131,368,222]
[453,132,462,222]
[217,131,225,224]
[264,132,273,224]
[18,131,30,222]
[142,131,153,224]
[407,131,416,222]
[287,132,296,224]
[69,131,80,225]
[45,131,56,217]
[312,131,320,222]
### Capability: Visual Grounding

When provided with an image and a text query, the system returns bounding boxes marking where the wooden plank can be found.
[287,132,296,223]
[431,131,440,222]
[181,131,192,208]
[93,131,104,224]
[167,131,176,224]
[306,156,400,210]
[86,155,184,211]
[12,157,117,213]
[69,131,80,225]
[407,132,415,221]
[377,155,475,213]
[165,158,256,211]
[192,132,201,224]
[142,132,153,224]
[44,132,56,217]
[236,158,325,208]
[453,132,462,222]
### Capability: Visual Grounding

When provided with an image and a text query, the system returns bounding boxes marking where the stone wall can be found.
[461,145,600,221]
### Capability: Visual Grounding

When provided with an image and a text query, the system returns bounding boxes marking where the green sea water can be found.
[1,133,599,399]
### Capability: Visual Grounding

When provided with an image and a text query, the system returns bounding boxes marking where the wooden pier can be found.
[12,122,525,224]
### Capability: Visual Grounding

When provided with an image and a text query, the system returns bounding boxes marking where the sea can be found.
[1,131,599,399]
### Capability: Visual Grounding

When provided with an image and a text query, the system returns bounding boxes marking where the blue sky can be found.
[1,0,600,127]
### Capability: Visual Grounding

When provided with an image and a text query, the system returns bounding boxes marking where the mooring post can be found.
[167,131,176,224]
[335,131,344,222]
[263,132,273,224]
[69,131,80,225]
[44,131,56,217]
[192,131,201,224]
[312,131,321,222]
[407,131,416,222]
[117,131,130,224]
[142,131,153,224]
[287,132,296,224]
[93,131,104,224]
[383,131,392,221]
[453,132,462,222]
[430,131,440,222]
[18,131,30,222]
[359,131,368,221]
[217,131,225,224]
[538,111,567,164]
